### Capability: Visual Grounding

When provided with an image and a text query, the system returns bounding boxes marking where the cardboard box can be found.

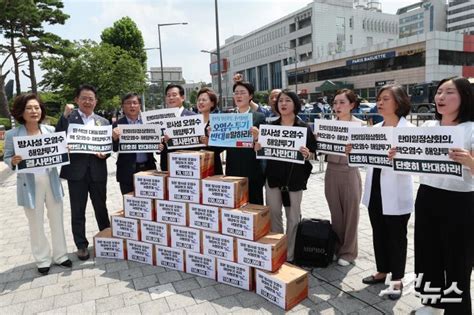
[111,211,140,241]
[237,233,287,272]
[255,263,308,311]
[134,170,168,200]
[126,239,154,265]
[168,150,214,179]
[185,251,217,280]
[140,220,169,246]
[203,231,236,262]
[123,193,155,221]
[155,245,185,272]
[217,258,254,291]
[221,204,270,241]
[156,200,187,226]
[170,225,201,253]
[188,203,221,232]
[168,177,201,204]
[93,228,126,260]
[202,176,248,208]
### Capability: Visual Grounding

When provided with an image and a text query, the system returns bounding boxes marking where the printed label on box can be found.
[170,226,201,253]
[237,239,272,270]
[189,203,220,232]
[203,231,234,261]
[168,178,200,203]
[112,216,139,240]
[217,259,252,290]
[126,240,153,265]
[155,245,185,271]
[169,155,201,179]
[95,238,125,259]
[140,221,168,246]
[156,200,187,226]
[135,175,165,199]
[202,181,234,207]
[222,209,254,240]
[256,270,286,309]
[185,251,216,280]
[124,195,153,221]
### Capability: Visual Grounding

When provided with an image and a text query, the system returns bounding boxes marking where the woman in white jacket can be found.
[357,85,414,300]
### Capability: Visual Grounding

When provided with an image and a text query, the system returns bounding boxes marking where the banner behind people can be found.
[118,125,162,153]
[208,113,253,148]
[314,120,362,156]
[67,124,113,154]
[256,125,307,164]
[348,127,393,169]
[13,131,69,173]
[393,126,464,179]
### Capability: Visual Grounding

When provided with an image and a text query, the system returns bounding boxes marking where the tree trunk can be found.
[0,72,11,118]
[9,27,21,95]
[22,26,37,94]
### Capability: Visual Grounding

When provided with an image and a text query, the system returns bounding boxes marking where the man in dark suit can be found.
[159,84,195,171]
[55,84,110,260]
[112,93,156,194]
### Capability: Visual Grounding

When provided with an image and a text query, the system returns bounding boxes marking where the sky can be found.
[1,0,421,93]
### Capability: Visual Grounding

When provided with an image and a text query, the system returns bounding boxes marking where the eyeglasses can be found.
[233,91,248,96]
[79,96,96,102]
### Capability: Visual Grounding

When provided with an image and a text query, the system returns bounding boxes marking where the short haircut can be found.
[165,84,185,96]
[74,84,97,98]
[197,87,218,111]
[334,88,360,110]
[275,89,300,116]
[121,92,141,105]
[376,84,411,118]
[232,81,255,98]
[11,93,46,124]
[434,77,473,123]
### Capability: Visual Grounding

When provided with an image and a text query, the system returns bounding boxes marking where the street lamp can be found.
[280,45,298,94]
[158,22,188,105]
[200,49,224,108]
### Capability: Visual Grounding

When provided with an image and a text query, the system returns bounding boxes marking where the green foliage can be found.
[189,90,198,105]
[0,117,11,130]
[101,17,147,68]
[253,91,269,105]
[39,91,66,117]
[40,41,147,111]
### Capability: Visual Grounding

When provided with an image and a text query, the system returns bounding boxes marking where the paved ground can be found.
[0,154,471,314]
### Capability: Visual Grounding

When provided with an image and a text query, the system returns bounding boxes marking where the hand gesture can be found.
[112,127,121,141]
[299,146,310,160]
[11,155,23,167]
[63,103,75,118]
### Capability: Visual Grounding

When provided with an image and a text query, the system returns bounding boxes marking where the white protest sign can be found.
[208,113,253,148]
[141,108,179,125]
[163,115,206,149]
[256,125,307,164]
[13,131,69,173]
[393,126,464,179]
[348,127,393,169]
[67,124,112,154]
[118,124,161,153]
[314,120,362,156]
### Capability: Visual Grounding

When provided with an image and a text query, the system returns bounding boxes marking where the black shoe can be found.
[388,284,403,300]
[59,259,72,267]
[362,275,386,285]
[76,248,90,261]
[38,266,50,275]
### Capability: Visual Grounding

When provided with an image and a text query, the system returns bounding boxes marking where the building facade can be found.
[447,0,474,34]
[397,0,447,38]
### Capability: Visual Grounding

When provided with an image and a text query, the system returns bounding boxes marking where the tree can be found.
[40,41,147,111]
[101,17,147,69]
[0,52,11,117]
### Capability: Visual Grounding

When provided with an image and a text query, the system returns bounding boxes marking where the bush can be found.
[44,115,58,126]
[0,118,11,130]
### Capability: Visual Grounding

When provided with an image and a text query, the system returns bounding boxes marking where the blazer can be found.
[112,116,156,183]
[4,124,64,209]
[55,110,110,181]
[361,117,415,215]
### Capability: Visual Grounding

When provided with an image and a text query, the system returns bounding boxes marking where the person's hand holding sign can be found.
[299,146,310,160]
[112,127,121,141]
[11,155,23,167]
[449,148,474,174]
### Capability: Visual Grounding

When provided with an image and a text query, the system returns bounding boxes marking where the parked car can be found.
[352,102,376,120]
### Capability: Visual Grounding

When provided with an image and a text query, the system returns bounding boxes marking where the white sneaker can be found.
[337,258,351,266]
[413,306,444,315]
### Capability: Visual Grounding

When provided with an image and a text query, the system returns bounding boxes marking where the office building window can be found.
[246,68,257,88]
[258,64,269,91]
[270,61,282,89]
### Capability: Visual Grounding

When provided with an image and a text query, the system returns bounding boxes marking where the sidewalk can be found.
[0,155,466,314]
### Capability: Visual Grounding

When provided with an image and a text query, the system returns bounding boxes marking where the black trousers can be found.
[414,184,473,315]
[67,170,110,249]
[119,163,156,195]
[368,168,410,280]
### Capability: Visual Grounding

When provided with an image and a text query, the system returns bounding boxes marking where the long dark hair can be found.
[434,77,473,123]
[275,89,300,116]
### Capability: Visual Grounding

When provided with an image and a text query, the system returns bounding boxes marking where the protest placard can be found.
[393,126,464,179]
[14,131,69,173]
[163,115,206,149]
[141,108,179,125]
[314,120,362,156]
[256,125,307,164]
[67,124,112,154]
[348,127,393,169]
[118,124,161,153]
[208,113,253,148]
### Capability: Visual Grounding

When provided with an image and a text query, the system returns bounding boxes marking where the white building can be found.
[397,0,447,38]
[149,67,184,84]
[447,0,474,34]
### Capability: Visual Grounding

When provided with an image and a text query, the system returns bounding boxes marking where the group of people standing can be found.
[4,76,472,314]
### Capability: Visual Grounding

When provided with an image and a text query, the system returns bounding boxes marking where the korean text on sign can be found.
[348,127,393,169]
[208,113,253,148]
[256,125,307,164]
[314,120,362,156]
[118,124,162,153]
[67,124,112,154]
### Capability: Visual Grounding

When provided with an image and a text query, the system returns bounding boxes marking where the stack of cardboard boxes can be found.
[93,150,309,310]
